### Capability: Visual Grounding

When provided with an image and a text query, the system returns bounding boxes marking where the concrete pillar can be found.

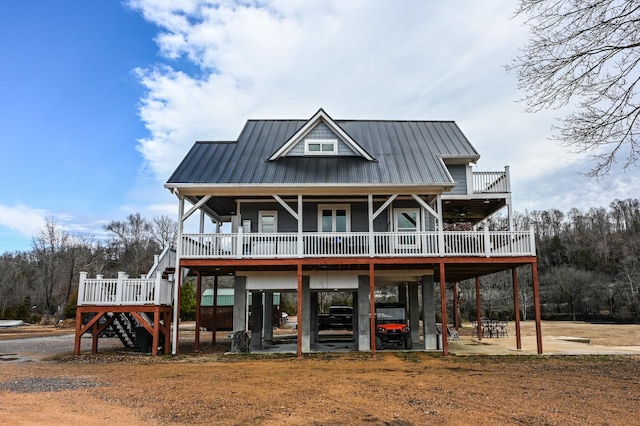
[310,292,319,347]
[263,291,274,344]
[301,277,311,352]
[233,276,247,333]
[352,291,359,347]
[408,282,419,346]
[250,291,263,350]
[357,276,371,351]
[398,283,407,305]
[421,275,438,350]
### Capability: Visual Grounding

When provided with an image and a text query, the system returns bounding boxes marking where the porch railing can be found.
[181,227,535,259]
[77,271,173,306]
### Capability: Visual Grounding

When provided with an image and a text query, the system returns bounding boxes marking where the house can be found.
[74,109,542,357]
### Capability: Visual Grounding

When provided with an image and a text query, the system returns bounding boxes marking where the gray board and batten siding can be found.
[167,119,480,187]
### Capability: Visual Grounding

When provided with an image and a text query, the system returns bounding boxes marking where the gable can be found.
[268,108,375,161]
[283,122,359,157]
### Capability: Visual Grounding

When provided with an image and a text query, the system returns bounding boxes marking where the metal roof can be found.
[166,114,480,188]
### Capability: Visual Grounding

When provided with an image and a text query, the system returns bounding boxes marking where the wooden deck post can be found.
[369,262,376,356]
[297,262,303,358]
[475,276,482,341]
[195,271,202,351]
[531,261,543,354]
[512,267,522,350]
[212,275,218,344]
[74,308,83,355]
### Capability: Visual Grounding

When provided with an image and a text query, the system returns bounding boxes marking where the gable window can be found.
[318,204,350,232]
[258,211,277,233]
[305,139,337,155]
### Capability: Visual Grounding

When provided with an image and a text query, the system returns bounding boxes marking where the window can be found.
[258,211,277,233]
[305,139,337,155]
[318,204,350,232]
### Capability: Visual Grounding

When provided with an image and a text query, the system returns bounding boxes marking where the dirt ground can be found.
[1,321,639,425]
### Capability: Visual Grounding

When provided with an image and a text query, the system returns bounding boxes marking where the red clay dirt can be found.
[0,321,638,425]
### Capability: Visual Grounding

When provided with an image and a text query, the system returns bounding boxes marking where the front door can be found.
[394,208,420,250]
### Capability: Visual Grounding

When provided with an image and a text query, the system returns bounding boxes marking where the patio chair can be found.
[446,324,460,343]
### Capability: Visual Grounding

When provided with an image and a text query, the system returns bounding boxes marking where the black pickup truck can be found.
[318,306,353,330]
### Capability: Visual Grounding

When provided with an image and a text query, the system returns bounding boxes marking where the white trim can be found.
[304,138,337,155]
[268,109,375,161]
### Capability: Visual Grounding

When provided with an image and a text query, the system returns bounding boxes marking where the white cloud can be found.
[0,204,47,239]
[128,0,637,213]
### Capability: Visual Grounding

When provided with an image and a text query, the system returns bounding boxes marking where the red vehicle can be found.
[375,303,412,350]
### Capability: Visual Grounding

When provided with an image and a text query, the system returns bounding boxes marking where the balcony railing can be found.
[77,271,173,306]
[180,227,535,259]
[472,170,509,193]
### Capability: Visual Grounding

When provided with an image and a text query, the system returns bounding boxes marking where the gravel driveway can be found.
[0,334,123,362]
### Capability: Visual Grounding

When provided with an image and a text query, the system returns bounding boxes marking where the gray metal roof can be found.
[166,115,480,188]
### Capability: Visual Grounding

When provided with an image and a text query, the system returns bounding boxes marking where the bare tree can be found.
[32,218,69,319]
[508,1,640,177]
[152,215,178,250]
[104,213,159,276]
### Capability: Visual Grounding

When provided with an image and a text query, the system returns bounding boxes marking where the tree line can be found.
[456,198,640,323]
[0,213,177,323]
[1,199,639,324]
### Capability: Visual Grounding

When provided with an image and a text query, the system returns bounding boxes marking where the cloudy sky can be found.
[0,0,637,253]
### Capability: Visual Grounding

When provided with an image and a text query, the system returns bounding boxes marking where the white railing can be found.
[146,246,176,279]
[473,171,509,193]
[180,227,535,259]
[77,271,173,306]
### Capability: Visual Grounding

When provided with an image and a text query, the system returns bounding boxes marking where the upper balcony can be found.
[180,228,535,260]
[472,170,509,194]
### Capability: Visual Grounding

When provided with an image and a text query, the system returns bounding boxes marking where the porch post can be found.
[368,194,375,257]
[439,262,448,355]
[172,195,185,355]
[475,276,482,341]
[297,262,303,358]
[297,195,303,257]
[195,271,202,351]
[369,262,376,355]
[532,261,543,354]
[212,275,218,344]
[512,267,522,350]
[436,195,445,256]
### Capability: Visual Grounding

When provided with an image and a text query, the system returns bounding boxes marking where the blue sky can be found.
[1,0,638,254]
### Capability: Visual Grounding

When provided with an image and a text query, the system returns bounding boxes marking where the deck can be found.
[180,228,536,259]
